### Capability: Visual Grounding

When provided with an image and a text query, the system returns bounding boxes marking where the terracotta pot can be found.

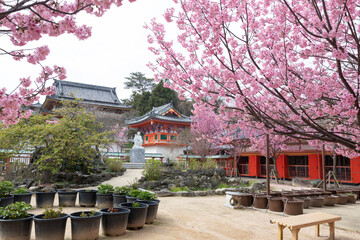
[283,199,304,215]
[294,197,310,209]
[309,196,324,207]
[323,195,337,206]
[269,191,282,197]
[281,193,298,200]
[253,195,268,209]
[336,194,348,205]
[268,197,284,212]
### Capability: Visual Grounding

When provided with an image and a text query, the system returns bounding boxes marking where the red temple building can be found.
[126,102,192,160]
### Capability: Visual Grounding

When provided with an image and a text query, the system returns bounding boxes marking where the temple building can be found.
[39,80,132,114]
[126,102,191,160]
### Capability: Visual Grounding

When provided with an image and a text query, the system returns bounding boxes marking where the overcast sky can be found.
[1,0,177,102]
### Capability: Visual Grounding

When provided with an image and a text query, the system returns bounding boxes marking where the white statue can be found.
[133,132,144,149]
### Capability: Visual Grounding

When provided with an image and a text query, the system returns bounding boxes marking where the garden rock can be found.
[155,190,175,197]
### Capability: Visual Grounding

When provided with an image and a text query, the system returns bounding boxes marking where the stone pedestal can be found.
[130,148,145,163]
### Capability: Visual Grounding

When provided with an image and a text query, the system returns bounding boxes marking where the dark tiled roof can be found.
[126,102,191,125]
[49,80,131,109]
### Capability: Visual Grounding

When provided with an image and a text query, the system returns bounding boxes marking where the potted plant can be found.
[35,188,56,208]
[0,181,15,208]
[346,192,357,204]
[120,202,149,229]
[33,207,68,240]
[70,211,102,240]
[0,202,33,240]
[97,184,114,209]
[100,207,130,236]
[58,189,78,207]
[113,186,131,207]
[13,187,33,205]
[136,191,160,224]
[126,189,142,203]
[78,189,97,207]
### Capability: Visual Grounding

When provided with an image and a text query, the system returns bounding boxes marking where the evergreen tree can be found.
[124,72,156,94]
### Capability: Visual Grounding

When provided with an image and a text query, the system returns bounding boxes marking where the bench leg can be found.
[291,229,300,240]
[315,224,320,237]
[277,224,285,240]
[329,222,335,240]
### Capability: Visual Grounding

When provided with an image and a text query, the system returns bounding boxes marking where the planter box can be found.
[136,200,160,224]
[14,192,32,205]
[70,211,102,240]
[78,190,97,207]
[100,208,130,236]
[113,194,127,208]
[0,195,14,208]
[33,214,68,240]
[120,202,149,229]
[36,191,56,208]
[58,190,78,207]
[0,214,33,240]
[96,193,113,209]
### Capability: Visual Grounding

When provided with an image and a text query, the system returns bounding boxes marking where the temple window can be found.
[161,134,167,140]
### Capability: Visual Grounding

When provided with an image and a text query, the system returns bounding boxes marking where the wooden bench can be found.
[270,212,341,240]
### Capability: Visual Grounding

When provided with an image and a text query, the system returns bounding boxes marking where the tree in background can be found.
[147,0,360,157]
[124,72,156,94]
[177,127,194,166]
[0,0,135,125]
[0,99,112,175]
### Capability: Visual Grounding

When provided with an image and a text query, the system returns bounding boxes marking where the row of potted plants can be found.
[0,200,158,240]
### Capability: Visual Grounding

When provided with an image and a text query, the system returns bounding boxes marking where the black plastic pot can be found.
[0,214,34,240]
[136,200,159,224]
[126,195,138,203]
[97,193,113,209]
[33,213,68,240]
[58,190,78,207]
[120,202,149,229]
[78,190,97,207]
[70,211,102,240]
[100,208,130,236]
[113,194,127,207]
[36,191,56,208]
[13,192,32,205]
[0,195,14,208]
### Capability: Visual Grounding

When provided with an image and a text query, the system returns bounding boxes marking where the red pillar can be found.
[350,157,360,183]
[276,155,288,179]
[309,154,321,179]
[248,155,260,177]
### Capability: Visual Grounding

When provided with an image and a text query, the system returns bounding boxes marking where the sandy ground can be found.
[27,170,360,240]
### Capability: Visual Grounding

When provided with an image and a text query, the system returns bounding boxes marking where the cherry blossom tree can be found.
[0,0,135,125]
[147,0,360,157]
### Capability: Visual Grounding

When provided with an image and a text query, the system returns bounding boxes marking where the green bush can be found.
[142,158,162,181]
[0,202,32,219]
[42,207,64,219]
[97,184,114,194]
[170,186,189,192]
[137,191,156,201]
[13,187,30,195]
[113,186,132,195]
[174,161,186,170]
[132,202,140,208]
[188,159,202,170]
[129,189,142,197]
[104,158,124,172]
[202,158,217,170]
[0,181,15,198]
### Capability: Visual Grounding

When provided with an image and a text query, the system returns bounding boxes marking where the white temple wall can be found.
[144,145,183,161]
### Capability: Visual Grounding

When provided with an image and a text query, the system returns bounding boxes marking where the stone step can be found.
[123,162,145,169]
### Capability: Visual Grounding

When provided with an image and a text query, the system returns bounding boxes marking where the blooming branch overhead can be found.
[0,0,136,125]
[147,0,360,157]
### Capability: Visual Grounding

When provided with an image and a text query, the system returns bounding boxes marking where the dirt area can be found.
[26,170,360,239]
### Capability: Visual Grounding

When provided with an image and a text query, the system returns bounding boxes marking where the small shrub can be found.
[79,211,96,217]
[97,184,114,194]
[218,183,239,189]
[137,191,156,201]
[0,202,32,219]
[113,186,131,195]
[104,158,124,172]
[129,189,142,197]
[170,186,189,192]
[174,161,186,170]
[0,181,15,198]
[188,159,202,170]
[42,207,64,219]
[132,202,140,208]
[202,158,217,170]
[142,158,162,181]
[13,187,30,194]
